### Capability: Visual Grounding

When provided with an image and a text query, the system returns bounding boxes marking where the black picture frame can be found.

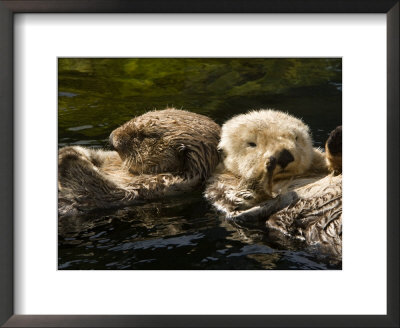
[0,1,398,327]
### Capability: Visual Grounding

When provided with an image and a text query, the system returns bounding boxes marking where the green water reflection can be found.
[58,58,341,147]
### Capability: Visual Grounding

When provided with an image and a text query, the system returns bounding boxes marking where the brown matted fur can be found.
[58,109,221,216]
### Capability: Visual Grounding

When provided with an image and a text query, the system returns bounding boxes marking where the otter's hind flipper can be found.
[58,146,127,216]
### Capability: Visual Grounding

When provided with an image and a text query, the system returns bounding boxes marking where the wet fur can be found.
[204,110,342,255]
[59,109,221,216]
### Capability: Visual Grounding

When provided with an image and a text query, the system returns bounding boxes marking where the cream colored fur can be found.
[215,109,328,203]
[204,109,342,256]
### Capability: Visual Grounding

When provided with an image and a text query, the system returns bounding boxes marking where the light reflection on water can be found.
[58,58,342,270]
[58,194,341,270]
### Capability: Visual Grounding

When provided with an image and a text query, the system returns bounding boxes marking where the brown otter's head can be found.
[109,108,221,179]
[218,109,314,196]
[325,125,342,175]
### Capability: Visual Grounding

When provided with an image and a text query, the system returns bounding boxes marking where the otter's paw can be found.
[235,189,256,201]
[325,126,342,174]
[228,189,258,210]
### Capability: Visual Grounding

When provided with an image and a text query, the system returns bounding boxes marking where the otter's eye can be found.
[248,142,257,147]
[295,136,298,141]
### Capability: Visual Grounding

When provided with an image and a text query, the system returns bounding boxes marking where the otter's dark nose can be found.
[277,149,294,169]
[266,156,277,172]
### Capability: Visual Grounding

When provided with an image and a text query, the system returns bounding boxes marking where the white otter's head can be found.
[219,109,314,196]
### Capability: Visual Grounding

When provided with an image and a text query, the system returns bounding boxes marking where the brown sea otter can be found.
[58,108,221,216]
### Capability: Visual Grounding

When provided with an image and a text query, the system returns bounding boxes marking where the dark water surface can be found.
[58,58,342,270]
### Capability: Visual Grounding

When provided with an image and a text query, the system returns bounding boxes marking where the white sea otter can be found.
[204,110,342,256]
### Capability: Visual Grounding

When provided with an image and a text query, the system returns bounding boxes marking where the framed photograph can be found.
[1,1,398,327]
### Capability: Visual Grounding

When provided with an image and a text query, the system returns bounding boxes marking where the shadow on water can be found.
[58,193,340,270]
[58,58,342,270]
